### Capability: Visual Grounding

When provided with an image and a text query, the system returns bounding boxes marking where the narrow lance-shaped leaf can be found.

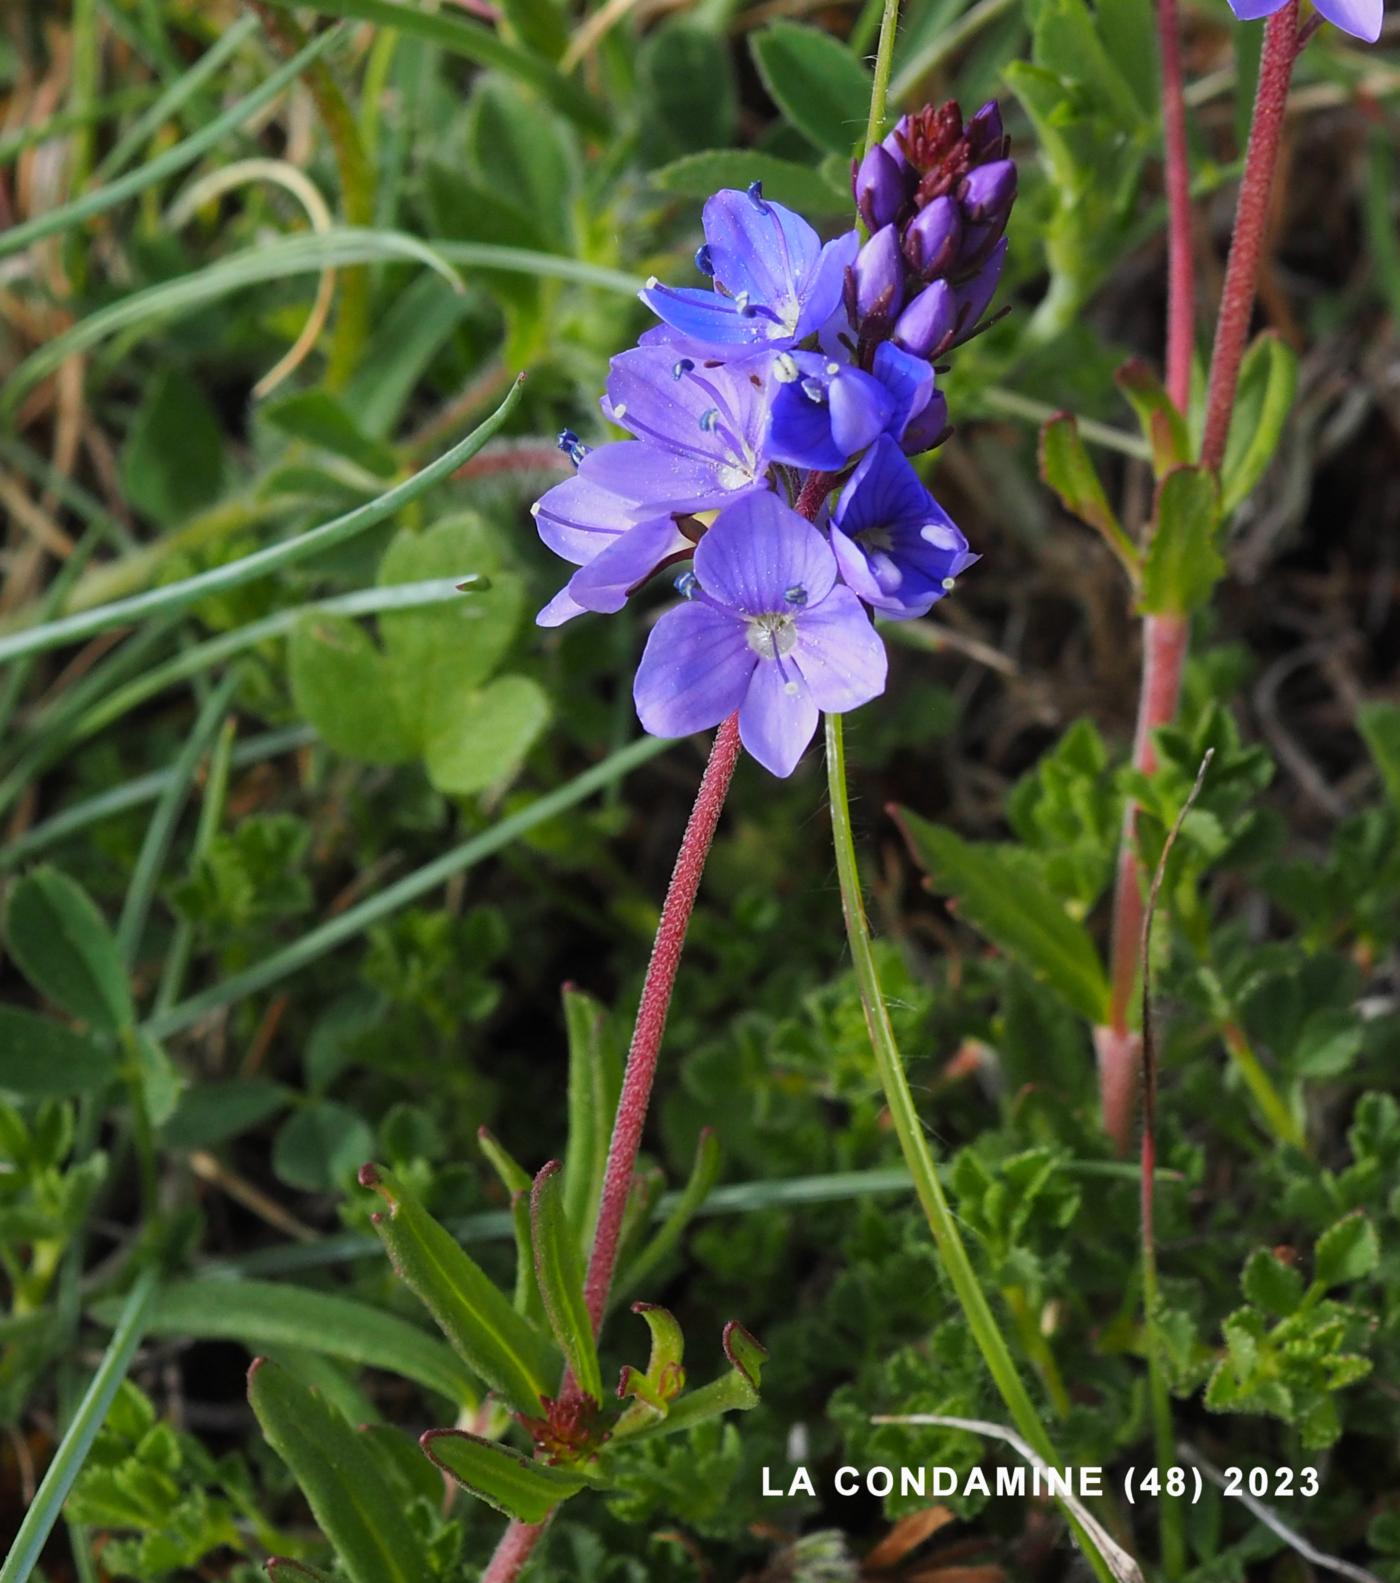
[1220,331,1297,516]
[561,985,618,1250]
[420,1430,596,1523]
[1116,359,1190,478]
[1358,702,1400,810]
[894,814,1113,1025]
[531,1161,603,1403]
[1138,466,1224,617]
[248,1359,430,1583]
[613,1127,721,1308]
[360,1164,556,1414]
[478,1127,543,1322]
[1038,413,1138,578]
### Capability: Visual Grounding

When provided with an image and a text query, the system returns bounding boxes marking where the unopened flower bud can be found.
[965,100,1008,162]
[852,224,905,325]
[852,145,906,232]
[902,196,961,280]
[958,159,1016,226]
[900,387,950,455]
[953,237,1007,337]
[892,279,956,358]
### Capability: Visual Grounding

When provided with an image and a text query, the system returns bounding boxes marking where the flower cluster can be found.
[532,101,1012,777]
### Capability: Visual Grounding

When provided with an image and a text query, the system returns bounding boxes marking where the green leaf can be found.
[0,1007,117,1098]
[422,674,549,795]
[257,0,609,135]
[465,79,576,226]
[1220,332,1297,516]
[1116,359,1189,478]
[638,22,737,159]
[361,1164,556,1413]
[133,1033,182,1127]
[6,867,134,1031]
[530,1161,603,1403]
[497,0,568,61]
[1241,1249,1305,1316]
[261,390,396,477]
[1138,466,1224,616]
[248,1359,431,1583]
[561,985,619,1248]
[273,1102,375,1192]
[614,1127,721,1306]
[1294,1010,1364,1079]
[750,22,870,155]
[421,1430,593,1521]
[95,1278,476,1405]
[1031,0,1146,134]
[288,614,417,765]
[651,150,850,215]
[895,814,1112,1023]
[615,1303,687,1434]
[622,1322,766,1444]
[1038,412,1135,572]
[1313,1212,1379,1289]
[161,1078,291,1149]
[121,368,225,526]
[1358,701,1400,809]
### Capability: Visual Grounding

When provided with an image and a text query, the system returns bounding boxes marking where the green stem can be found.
[1003,1285,1071,1417]
[863,0,903,153]
[827,718,1115,1583]
[118,1029,159,1224]
[0,1270,159,1583]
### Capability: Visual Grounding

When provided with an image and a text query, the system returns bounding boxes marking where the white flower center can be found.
[745,612,799,660]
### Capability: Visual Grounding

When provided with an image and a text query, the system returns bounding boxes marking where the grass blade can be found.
[0,379,523,664]
[0,1270,158,1583]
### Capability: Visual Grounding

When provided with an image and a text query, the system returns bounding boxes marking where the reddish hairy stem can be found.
[480,1519,545,1583]
[1200,1,1300,471]
[1157,0,1196,412]
[1099,8,1297,1150]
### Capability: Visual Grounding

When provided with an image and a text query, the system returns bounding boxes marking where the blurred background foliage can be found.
[1,0,1399,1578]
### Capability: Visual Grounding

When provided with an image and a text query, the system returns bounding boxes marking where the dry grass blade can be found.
[868,1415,1145,1583]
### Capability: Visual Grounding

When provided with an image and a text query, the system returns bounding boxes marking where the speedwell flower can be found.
[633,493,887,777]
[828,437,976,619]
[640,185,858,351]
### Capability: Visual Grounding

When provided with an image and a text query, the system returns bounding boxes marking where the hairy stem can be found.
[863,0,902,153]
[582,713,743,1326]
[483,716,743,1583]
[1200,1,1300,471]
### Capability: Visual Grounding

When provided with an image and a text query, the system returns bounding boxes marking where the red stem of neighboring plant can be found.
[1099,0,1300,1153]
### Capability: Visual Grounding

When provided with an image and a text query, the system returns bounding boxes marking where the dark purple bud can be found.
[953,237,1007,337]
[852,145,905,232]
[881,115,911,169]
[853,224,905,324]
[965,100,1007,161]
[892,279,956,358]
[902,196,961,280]
[958,159,1016,225]
[900,387,950,455]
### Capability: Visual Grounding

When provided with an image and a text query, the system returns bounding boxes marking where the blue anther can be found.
[784,584,808,607]
[672,358,695,380]
[698,408,720,433]
[556,428,580,455]
[746,180,767,210]
[674,570,699,599]
[695,244,715,276]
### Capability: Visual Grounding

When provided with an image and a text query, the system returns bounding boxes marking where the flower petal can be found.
[533,471,636,564]
[766,385,848,470]
[702,189,822,315]
[536,583,589,628]
[694,492,837,615]
[796,230,860,339]
[1312,0,1381,38]
[638,282,765,347]
[833,435,931,539]
[1224,0,1291,18]
[568,516,692,613]
[738,658,819,777]
[581,438,765,517]
[633,601,754,739]
[828,367,897,457]
[792,586,888,711]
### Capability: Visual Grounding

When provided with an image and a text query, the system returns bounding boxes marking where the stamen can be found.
[675,570,699,599]
[825,361,840,375]
[699,408,721,433]
[695,244,715,276]
[784,584,808,607]
[733,290,751,313]
[784,680,801,696]
[746,180,767,211]
[773,353,800,383]
[941,576,956,590]
[672,358,695,380]
[613,402,628,420]
[557,429,590,466]
[800,377,826,404]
